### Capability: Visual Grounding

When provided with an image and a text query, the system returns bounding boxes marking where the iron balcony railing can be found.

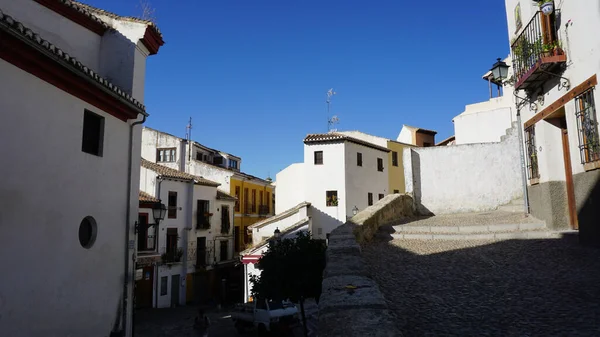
[258,205,269,216]
[160,246,183,264]
[510,10,562,88]
[244,203,255,214]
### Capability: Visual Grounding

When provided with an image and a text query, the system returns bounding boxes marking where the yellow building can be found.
[230,174,275,252]
[386,140,413,194]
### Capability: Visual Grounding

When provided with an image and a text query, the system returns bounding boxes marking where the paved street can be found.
[363,234,600,336]
[134,306,237,337]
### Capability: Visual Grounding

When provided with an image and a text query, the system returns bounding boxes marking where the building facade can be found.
[453,57,517,145]
[0,1,162,336]
[138,159,237,308]
[503,0,600,243]
[141,127,274,254]
[276,133,390,240]
[396,125,437,147]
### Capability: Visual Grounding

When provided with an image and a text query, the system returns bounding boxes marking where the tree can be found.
[250,231,327,337]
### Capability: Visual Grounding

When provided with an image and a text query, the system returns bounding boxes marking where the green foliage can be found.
[250,231,327,303]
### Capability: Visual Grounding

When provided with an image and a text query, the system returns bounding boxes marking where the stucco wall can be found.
[275,163,306,214]
[387,141,409,193]
[404,123,523,214]
[344,141,389,218]
[454,104,515,145]
[396,126,414,145]
[0,59,134,336]
[251,205,309,245]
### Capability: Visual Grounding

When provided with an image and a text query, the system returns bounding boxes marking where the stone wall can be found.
[318,194,413,337]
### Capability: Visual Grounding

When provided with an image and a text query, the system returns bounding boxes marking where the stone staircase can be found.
[500,121,519,142]
[383,208,561,240]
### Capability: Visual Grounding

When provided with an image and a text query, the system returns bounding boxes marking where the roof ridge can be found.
[140,158,220,187]
[0,9,145,113]
[72,1,163,37]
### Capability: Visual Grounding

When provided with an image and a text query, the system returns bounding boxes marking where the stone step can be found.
[390,230,561,240]
[393,222,546,234]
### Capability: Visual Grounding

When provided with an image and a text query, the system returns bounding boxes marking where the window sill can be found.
[584,160,600,172]
[529,178,540,186]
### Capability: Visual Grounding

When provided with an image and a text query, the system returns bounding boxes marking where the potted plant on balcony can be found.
[537,0,554,15]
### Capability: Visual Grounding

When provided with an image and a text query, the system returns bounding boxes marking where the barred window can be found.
[575,89,600,164]
[524,126,539,180]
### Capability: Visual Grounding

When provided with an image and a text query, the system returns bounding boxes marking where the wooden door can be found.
[561,127,579,230]
[135,266,154,308]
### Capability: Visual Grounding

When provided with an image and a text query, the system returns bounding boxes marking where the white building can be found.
[276,133,390,239]
[502,0,600,243]
[0,2,163,337]
[137,159,236,308]
[453,56,517,145]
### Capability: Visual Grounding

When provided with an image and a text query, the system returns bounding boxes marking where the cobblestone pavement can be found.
[134,306,237,337]
[363,235,600,336]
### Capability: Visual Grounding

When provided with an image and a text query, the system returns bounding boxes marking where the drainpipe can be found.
[513,91,530,214]
[121,114,146,337]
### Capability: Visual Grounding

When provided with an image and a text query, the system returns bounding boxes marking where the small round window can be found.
[79,216,98,249]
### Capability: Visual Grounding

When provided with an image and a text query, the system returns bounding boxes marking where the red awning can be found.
[241,255,262,264]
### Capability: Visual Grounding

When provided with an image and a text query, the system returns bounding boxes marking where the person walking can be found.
[193,308,211,337]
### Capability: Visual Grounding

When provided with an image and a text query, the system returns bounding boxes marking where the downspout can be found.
[121,114,146,337]
[181,179,194,306]
[513,91,530,214]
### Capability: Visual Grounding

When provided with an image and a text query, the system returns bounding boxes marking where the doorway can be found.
[171,274,180,307]
[135,265,154,308]
[547,110,579,230]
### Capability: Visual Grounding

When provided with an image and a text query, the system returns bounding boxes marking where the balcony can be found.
[258,205,270,217]
[137,232,158,256]
[244,203,255,215]
[196,213,212,230]
[160,247,183,264]
[511,11,566,92]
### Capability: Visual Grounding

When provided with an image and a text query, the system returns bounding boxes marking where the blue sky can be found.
[86,0,510,178]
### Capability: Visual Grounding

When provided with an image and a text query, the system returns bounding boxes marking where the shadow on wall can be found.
[578,173,600,246]
[410,150,434,216]
[364,232,600,336]
[309,207,344,238]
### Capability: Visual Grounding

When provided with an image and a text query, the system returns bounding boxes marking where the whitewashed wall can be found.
[251,205,309,245]
[337,131,388,147]
[396,126,414,144]
[275,163,306,213]
[303,142,347,239]
[404,124,523,214]
[187,162,234,192]
[504,0,600,183]
[142,128,183,171]
[454,95,516,145]
[0,59,134,336]
[344,142,389,217]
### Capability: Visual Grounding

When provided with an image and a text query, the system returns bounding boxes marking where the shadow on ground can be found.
[362,232,600,336]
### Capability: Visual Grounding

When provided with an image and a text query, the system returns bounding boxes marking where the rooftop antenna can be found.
[326,88,340,132]
[185,117,192,164]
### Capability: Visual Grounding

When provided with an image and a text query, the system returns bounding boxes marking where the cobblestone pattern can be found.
[363,235,600,336]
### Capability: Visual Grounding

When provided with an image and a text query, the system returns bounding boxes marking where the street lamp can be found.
[490,58,509,83]
[273,227,281,240]
[352,206,359,216]
[135,201,167,233]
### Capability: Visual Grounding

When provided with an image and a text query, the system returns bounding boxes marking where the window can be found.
[314,151,323,165]
[229,159,239,169]
[221,205,231,234]
[326,190,338,207]
[265,192,270,213]
[377,158,384,172]
[575,89,600,164]
[368,193,373,206]
[160,276,168,296]
[166,228,178,254]
[234,186,241,212]
[195,152,202,161]
[157,148,176,162]
[378,194,384,200]
[197,200,210,229]
[524,126,540,180]
[220,240,228,261]
[357,152,363,166]
[251,189,256,212]
[392,151,398,166]
[168,191,177,218]
[78,216,98,249]
[393,189,400,194]
[82,110,104,156]
[244,188,249,214]
[259,191,264,206]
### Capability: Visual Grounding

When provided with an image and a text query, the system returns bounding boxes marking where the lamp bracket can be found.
[537,69,571,91]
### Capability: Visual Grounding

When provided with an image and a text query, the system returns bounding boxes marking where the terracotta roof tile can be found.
[73,1,163,38]
[304,132,390,152]
[141,159,220,187]
[217,190,237,201]
[0,9,146,114]
[139,191,159,203]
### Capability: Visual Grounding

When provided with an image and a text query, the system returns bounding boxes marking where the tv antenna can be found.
[185,117,192,163]
[326,88,340,132]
